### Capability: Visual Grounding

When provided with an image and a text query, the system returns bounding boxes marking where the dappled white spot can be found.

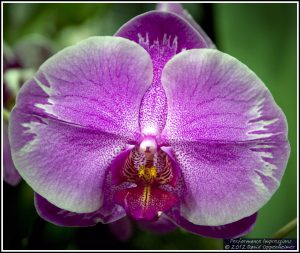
[33,77,53,96]
[19,121,41,154]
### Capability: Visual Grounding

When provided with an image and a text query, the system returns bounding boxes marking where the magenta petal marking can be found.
[114,186,178,221]
[167,208,258,238]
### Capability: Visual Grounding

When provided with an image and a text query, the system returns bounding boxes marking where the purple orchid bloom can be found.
[8,4,290,239]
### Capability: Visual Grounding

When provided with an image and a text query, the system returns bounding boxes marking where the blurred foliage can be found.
[3,3,297,250]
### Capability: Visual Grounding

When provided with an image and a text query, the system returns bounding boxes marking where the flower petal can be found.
[34,167,129,226]
[35,193,99,227]
[156,3,216,48]
[116,11,208,135]
[9,36,153,213]
[116,10,208,51]
[161,49,290,225]
[3,122,21,186]
[10,111,129,213]
[114,186,178,221]
[35,190,125,226]
[13,36,152,138]
[167,208,257,238]
[162,49,288,142]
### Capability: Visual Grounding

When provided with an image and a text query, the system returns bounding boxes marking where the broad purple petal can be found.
[35,170,129,226]
[116,11,208,136]
[156,3,216,48]
[13,36,152,137]
[34,167,132,226]
[35,191,125,227]
[10,112,129,213]
[167,208,257,238]
[162,49,288,142]
[35,193,101,227]
[161,49,290,225]
[3,122,21,186]
[9,37,153,213]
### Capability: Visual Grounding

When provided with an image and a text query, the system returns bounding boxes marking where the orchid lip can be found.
[113,143,179,221]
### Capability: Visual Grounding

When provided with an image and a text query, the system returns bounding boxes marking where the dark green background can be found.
[3,3,297,250]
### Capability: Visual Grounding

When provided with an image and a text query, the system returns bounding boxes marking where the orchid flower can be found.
[8,4,290,239]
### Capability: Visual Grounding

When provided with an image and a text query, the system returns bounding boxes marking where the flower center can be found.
[113,138,179,221]
[138,165,157,184]
[121,143,175,187]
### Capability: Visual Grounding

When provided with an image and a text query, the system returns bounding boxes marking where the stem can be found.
[3,107,10,122]
[272,218,297,239]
